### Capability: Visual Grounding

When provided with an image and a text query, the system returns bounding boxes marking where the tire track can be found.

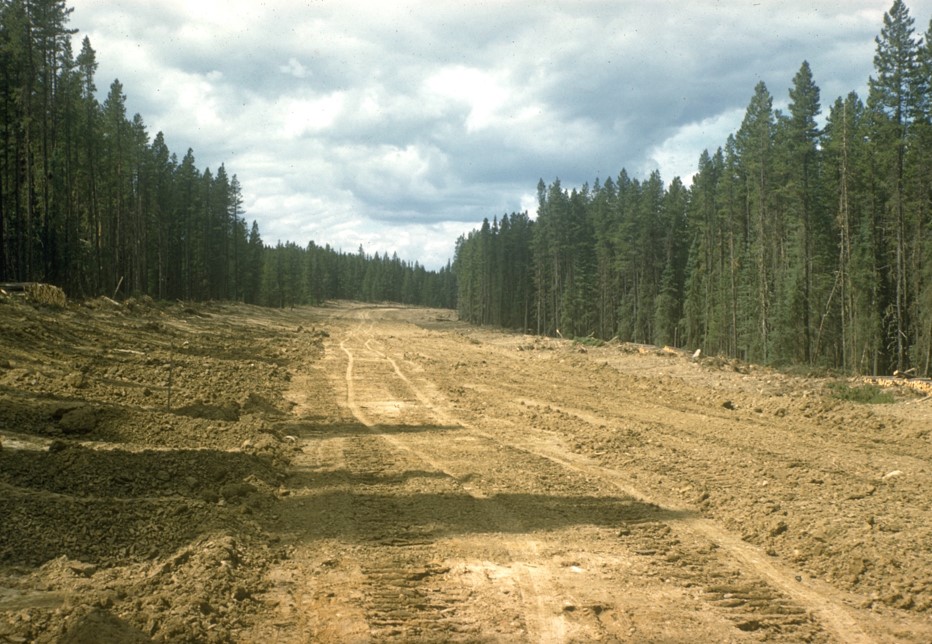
[337,322,571,642]
[345,315,877,644]
[337,325,655,641]
[467,413,866,643]
[338,435,482,642]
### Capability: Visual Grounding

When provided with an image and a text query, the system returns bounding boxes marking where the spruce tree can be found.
[868,0,920,371]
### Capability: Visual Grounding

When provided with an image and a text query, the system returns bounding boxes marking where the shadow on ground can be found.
[270,487,689,543]
[274,419,463,438]
[0,443,280,567]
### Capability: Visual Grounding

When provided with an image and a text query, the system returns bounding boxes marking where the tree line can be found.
[0,0,453,309]
[454,0,932,376]
[260,241,455,309]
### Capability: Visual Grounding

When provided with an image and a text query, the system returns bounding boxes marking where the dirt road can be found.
[2,300,931,642]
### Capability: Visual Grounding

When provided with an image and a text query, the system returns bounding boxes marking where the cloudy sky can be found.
[72,0,932,269]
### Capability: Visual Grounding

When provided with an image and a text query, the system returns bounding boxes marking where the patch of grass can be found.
[828,381,895,404]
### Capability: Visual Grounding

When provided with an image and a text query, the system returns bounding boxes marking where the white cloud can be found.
[280,92,346,137]
[520,193,539,218]
[279,58,311,79]
[645,108,747,183]
[425,65,512,132]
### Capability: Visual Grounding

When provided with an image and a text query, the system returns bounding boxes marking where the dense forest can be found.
[454,0,932,376]
[0,0,454,308]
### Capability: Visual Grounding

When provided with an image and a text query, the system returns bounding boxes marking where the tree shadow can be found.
[269,488,691,543]
[267,421,691,542]
[1,442,280,498]
[273,420,463,439]
[0,386,161,442]
[285,466,453,489]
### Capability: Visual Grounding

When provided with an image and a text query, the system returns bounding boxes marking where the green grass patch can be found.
[828,381,895,404]
[573,335,604,347]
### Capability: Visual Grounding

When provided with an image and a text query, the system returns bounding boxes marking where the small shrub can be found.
[828,382,895,404]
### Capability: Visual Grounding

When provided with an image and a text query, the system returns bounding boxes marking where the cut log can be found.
[0,282,31,292]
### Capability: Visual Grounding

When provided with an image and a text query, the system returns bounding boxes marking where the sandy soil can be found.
[1,297,931,642]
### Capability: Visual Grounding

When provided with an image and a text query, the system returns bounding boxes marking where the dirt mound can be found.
[0,298,311,642]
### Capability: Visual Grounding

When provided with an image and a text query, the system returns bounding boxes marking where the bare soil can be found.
[1,297,931,642]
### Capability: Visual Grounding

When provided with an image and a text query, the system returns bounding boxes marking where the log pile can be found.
[861,373,932,398]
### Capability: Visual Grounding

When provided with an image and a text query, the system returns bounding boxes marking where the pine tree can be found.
[74,35,100,293]
[175,149,200,299]
[653,176,689,347]
[100,79,131,293]
[868,0,920,371]
[590,176,618,338]
[228,174,246,300]
[774,61,828,364]
[244,220,263,304]
[735,81,776,362]
[149,132,174,298]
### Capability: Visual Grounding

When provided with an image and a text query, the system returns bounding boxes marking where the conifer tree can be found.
[735,81,776,361]
[869,0,920,371]
[775,61,828,364]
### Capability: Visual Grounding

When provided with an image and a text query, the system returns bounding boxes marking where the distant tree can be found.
[735,81,776,362]
[773,61,829,364]
[450,1,932,376]
[244,220,263,304]
[868,0,920,371]
[653,176,689,347]
[916,17,932,373]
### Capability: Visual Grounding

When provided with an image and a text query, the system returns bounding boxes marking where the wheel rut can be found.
[338,435,484,642]
[332,313,876,643]
[337,327,563,642]
[260,307,932,642]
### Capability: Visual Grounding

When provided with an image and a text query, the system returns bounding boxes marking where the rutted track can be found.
[7,300,928,641]
[248,303,932,642]
[338,434,483,641]
[337,310,848,642]
[336,318,568,642]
